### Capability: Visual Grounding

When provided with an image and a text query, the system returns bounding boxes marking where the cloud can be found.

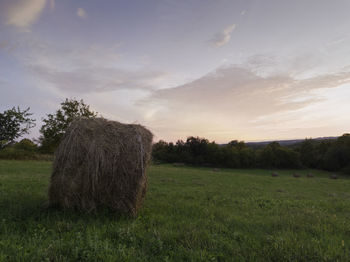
[3,0,47,29]
[5,37,168,132]
[241,10,246,15]
[49,0,55,11]
[8,32,350,142]
[29,65,168,93]
[211,24,236,47]
[141,65,350,141]
[0,40,9,49]
[77,8,87,19]
[15,40,168,93]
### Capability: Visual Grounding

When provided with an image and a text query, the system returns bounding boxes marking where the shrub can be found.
[14,138,37,151]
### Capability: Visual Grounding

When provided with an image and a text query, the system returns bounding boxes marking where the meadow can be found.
[0,160,349,261]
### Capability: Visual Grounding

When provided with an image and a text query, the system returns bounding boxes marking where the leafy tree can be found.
[152,140,170,162]
[39,98,97,153]
[299,139,318,167]
[220,146,240,167]
[257,142,301,168]
[228,140,246,150]
[0,107,35,149]
[239,147,256,168]
[323,134,350,172]
[185,136,210,165]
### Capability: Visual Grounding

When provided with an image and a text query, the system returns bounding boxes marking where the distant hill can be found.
[245,136,338,147]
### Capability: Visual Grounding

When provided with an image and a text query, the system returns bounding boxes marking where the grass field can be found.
[0,160,350,261]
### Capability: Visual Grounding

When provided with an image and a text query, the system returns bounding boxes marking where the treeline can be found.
[152,134,350,174]
[0,138,53,160]
[0,98,97,160]
[1,98,349,172]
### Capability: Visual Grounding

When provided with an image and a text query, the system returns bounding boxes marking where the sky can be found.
[0,0,350,143]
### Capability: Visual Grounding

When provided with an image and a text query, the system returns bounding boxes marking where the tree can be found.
[0,107,35,149]
[39,98,97,153]
[299,139,314,167]
[185,136,210,165]
[257,142,301,168]
[152,140,170,162]
[228,140,246,150]
[323,134,350,172]
[220,146,240,168]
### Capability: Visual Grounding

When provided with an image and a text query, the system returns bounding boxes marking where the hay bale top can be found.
[49,117,153,216]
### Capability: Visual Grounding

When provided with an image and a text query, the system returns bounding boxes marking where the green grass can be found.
[0,160,350,261]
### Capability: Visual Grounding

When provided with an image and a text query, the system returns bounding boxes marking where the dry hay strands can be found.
[48,117,153,216]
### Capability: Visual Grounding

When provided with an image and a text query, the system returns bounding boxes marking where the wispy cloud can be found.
[14,39,167,93]
[2,0,47,30]
[141,65,350,141]
[211,24,236,47]
[77,8,87,19]
[30,65,168,93]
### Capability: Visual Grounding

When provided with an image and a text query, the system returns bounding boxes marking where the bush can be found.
[0,144,53,161]
[14,138,37,151]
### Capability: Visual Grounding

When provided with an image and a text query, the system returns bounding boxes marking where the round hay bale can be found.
[307,173,314,178]
[293,173,300,178]
[48,117,153,216]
